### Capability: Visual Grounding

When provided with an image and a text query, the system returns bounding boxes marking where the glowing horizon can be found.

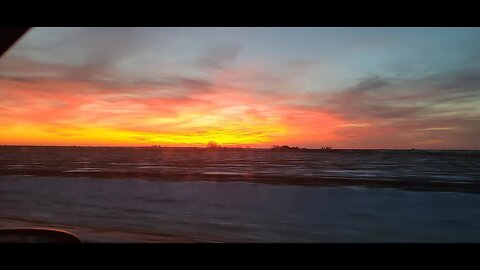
[1,28,480,149]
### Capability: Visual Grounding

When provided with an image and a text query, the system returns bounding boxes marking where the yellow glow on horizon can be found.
[0,78,345,147]
[0,121,289,147]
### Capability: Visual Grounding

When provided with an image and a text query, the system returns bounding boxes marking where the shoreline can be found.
[1,145,479,151]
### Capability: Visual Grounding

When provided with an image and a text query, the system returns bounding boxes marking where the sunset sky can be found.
[1,27,480,149]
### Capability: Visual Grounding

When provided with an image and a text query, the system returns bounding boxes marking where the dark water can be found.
[1,146,479,184]
[1,146,480,242]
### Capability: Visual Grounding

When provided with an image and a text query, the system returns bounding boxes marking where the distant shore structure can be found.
[271,145,333,151]
[205,141,251,149]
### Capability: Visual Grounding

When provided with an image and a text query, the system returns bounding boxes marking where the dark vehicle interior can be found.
[0,27,29,57]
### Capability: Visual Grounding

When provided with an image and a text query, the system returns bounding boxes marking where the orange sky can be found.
[0,77,350,147]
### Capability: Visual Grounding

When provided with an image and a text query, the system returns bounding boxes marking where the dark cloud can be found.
[430,69,480,95]
[320,75,394,117]
[315,68,480,148]
[96,76,214,93]
[1,28,177,83]
[322,68,480,120]
[351,75,390,92]
[130,136,152,142]
[64,28,143,79]
[0,56,215,96]
[196,43,242,72]
[0,74,39,83]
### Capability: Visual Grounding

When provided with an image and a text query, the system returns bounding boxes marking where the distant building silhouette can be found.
[272,145,299,150]
[271,145,333,151]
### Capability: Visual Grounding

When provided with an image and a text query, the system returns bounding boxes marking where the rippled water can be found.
[1,146,479,182]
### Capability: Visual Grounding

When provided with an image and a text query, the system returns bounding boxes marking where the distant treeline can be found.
[150,142,251,149]
[271,145,333,151]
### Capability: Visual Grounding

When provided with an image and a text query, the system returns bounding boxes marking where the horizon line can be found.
[0,144,478,151]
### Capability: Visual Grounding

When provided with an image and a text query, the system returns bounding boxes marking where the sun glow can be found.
[0,121,289,147]
[0,75,347,147]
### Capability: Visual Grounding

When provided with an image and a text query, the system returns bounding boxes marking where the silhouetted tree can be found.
[207,141,219,148]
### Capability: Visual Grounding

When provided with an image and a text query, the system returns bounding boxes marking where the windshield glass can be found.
[1,27,480,242]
